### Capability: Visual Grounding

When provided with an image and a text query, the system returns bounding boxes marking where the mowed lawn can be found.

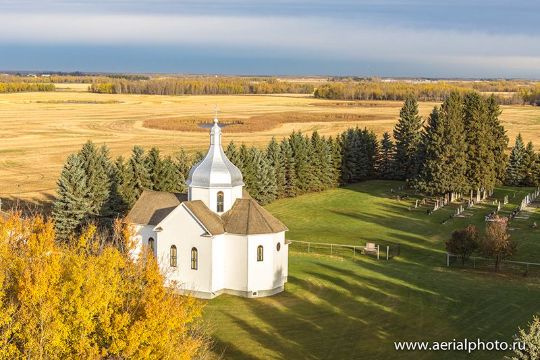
[204,181,540,359]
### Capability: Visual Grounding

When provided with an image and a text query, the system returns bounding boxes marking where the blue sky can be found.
[0,0,539,78]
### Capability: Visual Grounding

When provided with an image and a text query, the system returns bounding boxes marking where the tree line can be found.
[0,82,55,93]
[89,77,315,95]
[52,92,540,239]
[314,80,539,104]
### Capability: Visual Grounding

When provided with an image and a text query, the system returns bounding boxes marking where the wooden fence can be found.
[288,240,400,260]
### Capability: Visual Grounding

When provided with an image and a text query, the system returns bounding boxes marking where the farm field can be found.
[205,181,540,359]
[0,90,539,202]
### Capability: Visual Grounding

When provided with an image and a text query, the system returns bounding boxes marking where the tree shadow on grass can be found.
[209,253,540,360]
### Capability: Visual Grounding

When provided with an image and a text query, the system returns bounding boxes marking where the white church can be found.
[127,118,289,299]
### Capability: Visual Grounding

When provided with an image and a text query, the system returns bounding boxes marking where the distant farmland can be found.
[0,88,539,202]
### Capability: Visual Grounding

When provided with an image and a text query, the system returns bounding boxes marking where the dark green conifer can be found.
[266,137,286,197]
[393,95,423,180]
[52,154,91,241]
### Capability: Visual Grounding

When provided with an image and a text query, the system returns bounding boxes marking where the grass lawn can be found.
[204,181,540,359]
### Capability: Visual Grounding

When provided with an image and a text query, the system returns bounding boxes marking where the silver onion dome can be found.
[187,118,244,188]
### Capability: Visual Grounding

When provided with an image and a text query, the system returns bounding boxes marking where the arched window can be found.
[191,247,198,270]
[276,242,281,252]
[217,191,224,212]
[148,237,155,255]
[257,245,264,262]
[170,245,177,267]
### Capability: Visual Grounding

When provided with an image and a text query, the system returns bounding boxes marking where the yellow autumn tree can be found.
[0,214,209,359]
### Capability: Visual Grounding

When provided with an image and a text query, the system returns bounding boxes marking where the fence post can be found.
[330,244,333,256]
[446,253,449,267]
[308,242,310,253]
[377,245,380,260]
[386,246,390,261]
[353,247,356,259]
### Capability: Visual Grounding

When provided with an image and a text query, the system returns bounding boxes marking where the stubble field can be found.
[0,88,539,202]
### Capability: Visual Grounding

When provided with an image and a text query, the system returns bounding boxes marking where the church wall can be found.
[246,232,287,294]
[189,185,243,214]
[156,206,214,294]
[221,234,249,292]
[130,224,156,260]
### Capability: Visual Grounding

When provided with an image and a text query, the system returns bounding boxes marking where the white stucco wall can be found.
[154,205,214,294]
[130,224,157,260]
[189,185,243,214]
[246,231,287,294]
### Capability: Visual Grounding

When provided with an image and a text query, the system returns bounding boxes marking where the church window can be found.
[170,245,177,267]
[191,247,198,270]
[257,245,264,262]
[277,242,281,252]
[217,191,224,212]
[148,237,155,255]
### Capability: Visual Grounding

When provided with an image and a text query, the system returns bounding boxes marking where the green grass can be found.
[204,181,540,359]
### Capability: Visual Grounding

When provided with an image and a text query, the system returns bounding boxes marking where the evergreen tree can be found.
[415,92,467,194]
[340,128,360,183]
[309,131,331,191]
[327,136,342,187]
[52,154,91,241]
[78,141,111,220]
[144,147,163,190]
[266,137,286,198]
[505,134,527,186]
[280,138,298,197]
[157,156,182,192]
[393,95,423,180]
[523,142,537,186]
[486,95,509,184]
[288,132,314,194]
[225,141,243,169]
[128,146,151,201]
[174,148,190,192]
[107,156,131,215]
[378,132,395,179]
[463,92,495,194]
[243,148,277,204]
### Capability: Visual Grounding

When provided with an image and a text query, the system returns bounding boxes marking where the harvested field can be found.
[0,90,539,202]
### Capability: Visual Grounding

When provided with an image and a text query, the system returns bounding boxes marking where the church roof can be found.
[221,198,288,235]
[127,190,287,236]
[182,200,225,235]
[126,190,186,225]
[187,119,244,188]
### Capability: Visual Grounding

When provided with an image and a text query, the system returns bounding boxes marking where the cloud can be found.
[0,11,538,77]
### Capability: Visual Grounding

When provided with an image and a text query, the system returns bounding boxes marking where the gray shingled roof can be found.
[221,198,288,235]
[182,200,225,235]
[127,189,287,236]
[126,190,186,225]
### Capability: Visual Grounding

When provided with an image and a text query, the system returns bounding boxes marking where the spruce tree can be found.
[463,92,495,194]
[266,137,286,198]
[107,156,131,215]
[78,141,111,220]
[327,136,342,187]
[280,138,298,197]
[157,156,182,192]
[288,132,314,194]
[225,141,243,169]
[393,95,423,180]
[309,131,330,191]
[486,95,509,184]
[174,148,190,192]
[244,148,277,204]
[52,154,91,241]
[145,147,163,190]
[128,146,151,201]
[415,93,467,194]
[505,134,527,186]
[378,132,395,179]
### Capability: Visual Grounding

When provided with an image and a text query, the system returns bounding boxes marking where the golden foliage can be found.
[0,213,208,359]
